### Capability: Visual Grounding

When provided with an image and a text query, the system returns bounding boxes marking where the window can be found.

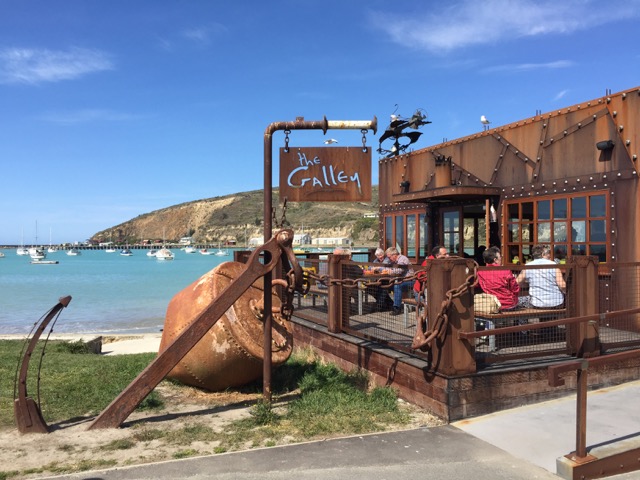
[382,209,425,261]
[504,192,608,263]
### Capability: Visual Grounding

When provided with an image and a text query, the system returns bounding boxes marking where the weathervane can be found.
[377,107,431,157]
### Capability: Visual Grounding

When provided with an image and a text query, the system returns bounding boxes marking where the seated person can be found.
[516,244,565,308]
[477,246,520,311]
[369,248,394,311]
[385,247,413,316]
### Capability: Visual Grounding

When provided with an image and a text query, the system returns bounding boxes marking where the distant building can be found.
[363,212,378,218]
[179,236,193,245]
[311,237,351,247]
[249,237,263,247]
[293,233,312,246]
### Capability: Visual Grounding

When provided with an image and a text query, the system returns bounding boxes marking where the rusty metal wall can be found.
[378,86,640,263]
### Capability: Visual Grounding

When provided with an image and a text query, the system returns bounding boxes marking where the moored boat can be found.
[29,247,46,260]
[120,249,133,256]
[146,249,158,257]
[67,248,82,256]
[199,248,213,255]
[155,248,175,261]
[184,246,197,254]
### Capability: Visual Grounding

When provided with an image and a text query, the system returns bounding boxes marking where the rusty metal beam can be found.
[89,234,289,429]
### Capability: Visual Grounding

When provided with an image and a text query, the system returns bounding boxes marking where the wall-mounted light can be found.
[400,180,411,194]
[596,140,615,151]
[434,154,451,166]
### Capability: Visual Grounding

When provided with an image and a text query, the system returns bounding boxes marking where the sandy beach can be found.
[0,332,162,355]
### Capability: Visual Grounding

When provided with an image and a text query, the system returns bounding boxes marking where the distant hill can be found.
[91,186,380,247]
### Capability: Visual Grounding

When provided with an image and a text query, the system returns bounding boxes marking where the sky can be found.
[1,0,639,245]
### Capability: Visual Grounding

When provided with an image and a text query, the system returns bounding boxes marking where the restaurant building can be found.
[377,86,639,265]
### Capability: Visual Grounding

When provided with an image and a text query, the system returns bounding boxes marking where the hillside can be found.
[91,187,380,247]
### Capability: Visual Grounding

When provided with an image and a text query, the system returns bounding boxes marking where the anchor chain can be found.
[411,262,478,351]
[304,259,479,353]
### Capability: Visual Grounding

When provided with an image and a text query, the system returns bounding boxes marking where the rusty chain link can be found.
[411,262,478,351]
[271,241,479,354]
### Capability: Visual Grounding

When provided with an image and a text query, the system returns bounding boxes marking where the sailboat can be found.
[155,228,174,260]
[215,242,230,256]
[28,221,47,260]
[105,231,116,253]
[16,228,29,255]
[47,228,57,253]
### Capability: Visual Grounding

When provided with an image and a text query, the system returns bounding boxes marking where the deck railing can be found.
[288,253,640,374]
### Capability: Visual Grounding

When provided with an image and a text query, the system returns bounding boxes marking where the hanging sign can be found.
[279,147,371,202]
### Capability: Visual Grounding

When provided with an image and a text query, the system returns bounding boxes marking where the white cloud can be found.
[482,60,574,74]
[182,23,228,46]
[370,0,640,54]
[0,47,114,85]
[553,90,569,101]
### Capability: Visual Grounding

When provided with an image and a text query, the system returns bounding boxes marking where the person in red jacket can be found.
[477,246,520,310]
[413,246,448,304]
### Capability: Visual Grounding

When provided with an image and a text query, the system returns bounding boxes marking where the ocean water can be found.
[0,248,232,335]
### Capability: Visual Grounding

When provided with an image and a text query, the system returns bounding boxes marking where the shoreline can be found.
[0,332,162,355]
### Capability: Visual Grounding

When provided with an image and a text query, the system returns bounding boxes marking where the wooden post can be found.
[567,255,600,357]
[327,253,342,333]
[428,257,476,375]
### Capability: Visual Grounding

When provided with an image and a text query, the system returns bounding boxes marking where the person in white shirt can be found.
[516,245,566,308]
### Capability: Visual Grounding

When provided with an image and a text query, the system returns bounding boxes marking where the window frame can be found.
[503,191,609,263]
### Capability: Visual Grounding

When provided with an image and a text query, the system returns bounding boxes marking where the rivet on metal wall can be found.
[633,155,637,161]
[618,173,622,177]
[533,173,538,178]
[622,93,626,99]
[613,111,617,117]
[606,97,611,103]
[563,131,567,136]
[578,123,582,128]
[619,125,624,131]
[565,180,568,184]
[543,123,547,128]
[577,178,580,183]
[626,140,631,146]
[593,114,597,119]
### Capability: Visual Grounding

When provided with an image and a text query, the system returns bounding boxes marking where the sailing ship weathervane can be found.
[377,108,431,158]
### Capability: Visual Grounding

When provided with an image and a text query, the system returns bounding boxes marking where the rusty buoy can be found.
[158,261,293,391]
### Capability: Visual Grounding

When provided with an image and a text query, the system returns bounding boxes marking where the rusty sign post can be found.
[262,116,376,401]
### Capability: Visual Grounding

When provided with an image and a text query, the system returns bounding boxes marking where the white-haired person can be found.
[367,247,394,311]
[385,247,414,315]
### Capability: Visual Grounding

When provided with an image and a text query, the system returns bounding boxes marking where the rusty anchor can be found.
[14,295,72,434]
